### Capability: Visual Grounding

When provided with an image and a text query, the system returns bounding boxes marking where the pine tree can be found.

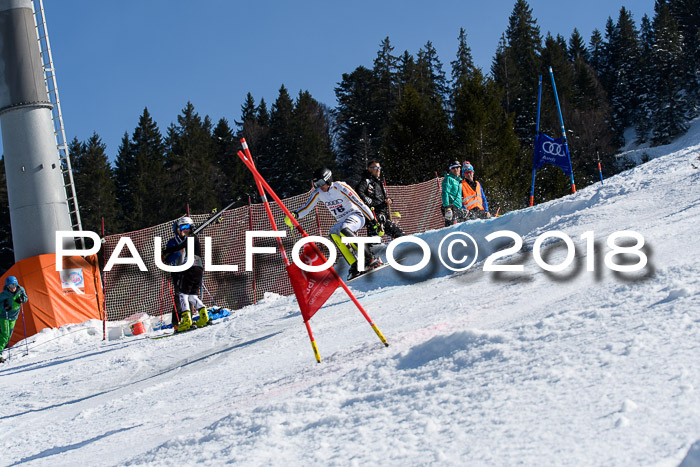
[394,42,453,175]
[603,17,618,87]
[451,28,475,84]
[415,41,449,105]
[132,108,168,223]
[113,108,168,231]
[571,54,600,111]
[372,37,399,133]
[239,92,256,124]
[650,1,690,144]
[449,27,477,126]
[267,85,296,197]
[397,50,417,92]
[635,14,655,143]
[493,0,542,142]
[235,93,270,200]
[71,133,120,234]
[491,34,515,114]
[164,102,219,216]
[113,132,137,230]
[452,31,525,210]
[334,66,382,183]
[588,29,606,73]
[213,117,252,208]
[292,91,336,192]
[452,68,491,163]
[607,7,642,142]
[382,86,451,185]
[568,28,589,63]
[257,99,270,127]
[538,34,574,135]
[451,69,522,207]
[249,98,272,200]
[666,0,700,108]
[450,28,479,158]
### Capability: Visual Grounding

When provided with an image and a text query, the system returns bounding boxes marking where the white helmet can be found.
[177,216,193,231]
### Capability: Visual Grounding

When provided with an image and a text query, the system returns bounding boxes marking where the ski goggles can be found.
[313,178,328,188]
[179,224,191,231]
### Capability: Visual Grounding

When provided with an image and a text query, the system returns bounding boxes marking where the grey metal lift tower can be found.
[0,0,80,262]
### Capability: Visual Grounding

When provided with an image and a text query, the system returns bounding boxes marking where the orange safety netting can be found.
[102,177,446,321]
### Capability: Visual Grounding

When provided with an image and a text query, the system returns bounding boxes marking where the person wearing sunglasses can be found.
[356,160,404,239]
[161,216,210,332]
[0,276,28,362]
[285,167,382,281]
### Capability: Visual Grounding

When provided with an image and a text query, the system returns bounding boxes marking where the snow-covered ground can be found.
[1,120,699,466]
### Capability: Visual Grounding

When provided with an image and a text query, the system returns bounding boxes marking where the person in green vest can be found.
[0,276,29,362]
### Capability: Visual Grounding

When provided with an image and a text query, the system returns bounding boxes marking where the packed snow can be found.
[1,120,699,466]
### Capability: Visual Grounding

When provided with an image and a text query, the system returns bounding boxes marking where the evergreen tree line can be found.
[0,0,697,274]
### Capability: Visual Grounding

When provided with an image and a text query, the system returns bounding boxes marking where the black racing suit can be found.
[162,233,204,325]
[355,171,405,238]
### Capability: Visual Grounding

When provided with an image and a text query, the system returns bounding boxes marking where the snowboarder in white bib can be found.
[285,167,382,281]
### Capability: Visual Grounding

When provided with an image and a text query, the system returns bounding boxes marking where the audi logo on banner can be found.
[542,141,565,157]
[534,134,573,176]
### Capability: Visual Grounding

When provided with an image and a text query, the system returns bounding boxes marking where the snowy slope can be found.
[1,121,699,466]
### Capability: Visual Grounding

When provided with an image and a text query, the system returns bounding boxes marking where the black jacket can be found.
[356,171,389,215]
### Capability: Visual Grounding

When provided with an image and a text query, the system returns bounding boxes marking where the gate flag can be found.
[533,133,573,176]
[529,68,576,206]
[286,244,340,322]
[237,137,388,363]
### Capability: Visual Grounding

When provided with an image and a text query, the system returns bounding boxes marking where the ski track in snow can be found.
[1,120,699,466]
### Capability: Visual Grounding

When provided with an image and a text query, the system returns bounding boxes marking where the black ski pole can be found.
[20,303,29,356]
[192,199,237,236]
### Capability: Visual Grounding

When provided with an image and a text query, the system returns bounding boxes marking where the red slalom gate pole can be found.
[242,143,290,267]
[238,140,389,357]
[101,217,107,340]
[241,141,323,360]
[158,277,166,329]
[248,196,257,304]
[168,282,179,325]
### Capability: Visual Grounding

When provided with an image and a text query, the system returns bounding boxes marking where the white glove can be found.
[444,208,453,221]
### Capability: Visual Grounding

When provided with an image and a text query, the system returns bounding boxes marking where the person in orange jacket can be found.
[461,161,491,220]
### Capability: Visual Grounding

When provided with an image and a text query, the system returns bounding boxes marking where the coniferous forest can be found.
[0,0,698,273]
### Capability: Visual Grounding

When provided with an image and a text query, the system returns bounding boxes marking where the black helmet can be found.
[448,160,461,170]
[313,167,332,188]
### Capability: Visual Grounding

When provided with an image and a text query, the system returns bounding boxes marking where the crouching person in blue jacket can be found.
[0,276,28,362]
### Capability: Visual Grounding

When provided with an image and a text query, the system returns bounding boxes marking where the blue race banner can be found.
[533,133,572,176]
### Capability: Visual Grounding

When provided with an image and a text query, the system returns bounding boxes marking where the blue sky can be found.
[2,1,654,161]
